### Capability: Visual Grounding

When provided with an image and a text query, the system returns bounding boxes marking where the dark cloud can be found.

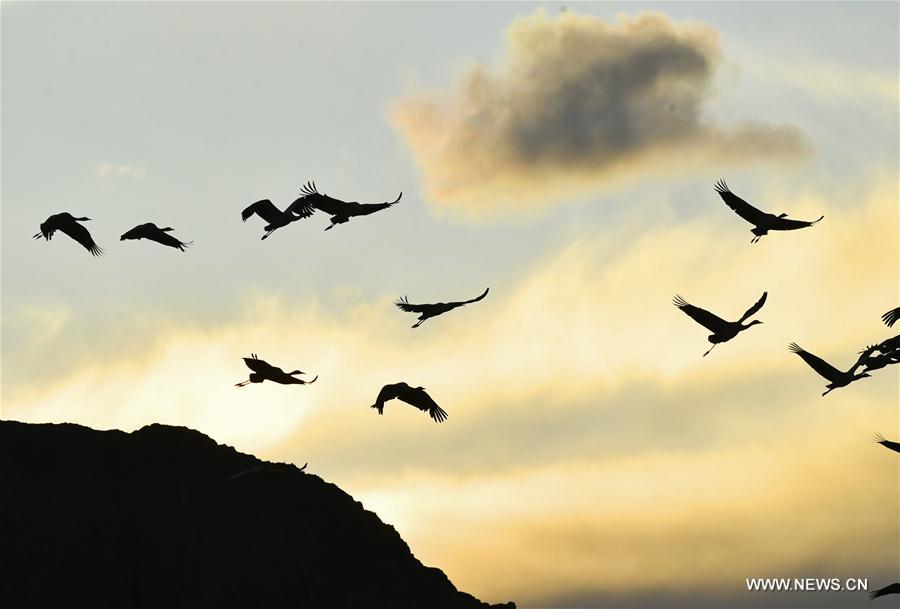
[391,11,810,218]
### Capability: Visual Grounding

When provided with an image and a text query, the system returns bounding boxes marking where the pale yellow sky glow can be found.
[2,3,898,608]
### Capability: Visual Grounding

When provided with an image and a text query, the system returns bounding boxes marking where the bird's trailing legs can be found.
[703,343,717,357]
[235,379,251,387]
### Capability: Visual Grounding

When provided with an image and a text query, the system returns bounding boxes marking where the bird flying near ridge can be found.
[788,342,870,396]
[395,287,489,328]
[33,212,103,256]
[371,382,448,422]
[120,223,192,251]
[298,181,400,231]
[673,291,767,356]
[873,433,900,454]
[235,353,317,387]
[714,180,823,243]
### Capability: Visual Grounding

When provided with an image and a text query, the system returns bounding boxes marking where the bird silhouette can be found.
[882,307,900,328]
[714,180,823,243]
[674,292,767,356]
[788,343,870,396]
[870,582,900,600]
[395,287,489,328]
[873,433,900,454]
[33,213,102,256]
[120,223,192,251]
[371,382,448,422]
[298,181,400,231]
[241,197,316,240]
[235,353,317,387]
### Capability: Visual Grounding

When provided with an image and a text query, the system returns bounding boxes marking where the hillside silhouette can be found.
[0,421,514,609]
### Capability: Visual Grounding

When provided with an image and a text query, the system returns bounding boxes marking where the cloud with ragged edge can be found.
[390,11,811,219]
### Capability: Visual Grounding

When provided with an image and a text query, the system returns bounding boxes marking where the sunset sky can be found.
[2,2,898,607]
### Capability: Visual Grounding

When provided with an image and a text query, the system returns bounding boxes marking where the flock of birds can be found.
[33,178,900,598]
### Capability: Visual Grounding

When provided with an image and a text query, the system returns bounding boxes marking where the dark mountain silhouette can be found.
[299,181,401,231]
[120,223,193,251]
[241,196,317,240]
[0,420,513,609]
[873,433,900,454]
[714,180,823,243]
[870,582,900,600]
[396,287,489,328]
[788,342,870,396]
[673,291,767,356]
[882,307,900,328]
[235,353,317,387]
[371,382,448,422]
[33,212,103,256]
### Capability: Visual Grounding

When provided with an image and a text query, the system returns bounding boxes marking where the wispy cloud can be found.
[95,162,144,179]
[390,11,810,220]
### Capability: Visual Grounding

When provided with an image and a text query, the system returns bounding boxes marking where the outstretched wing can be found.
[873,433,900,454]
[58,218,102,256]
[882,307,900,328]
[770,215,824,231]
[395,296,426,313]
[715,180,768,226]
[738,291,767,323]
[242,199,282,224]
[243,356,278,375]
[286,196,317,219]
[673,294,728,333]
[788,343,842,382]
[400,387,448,423]
[375,382,406,404]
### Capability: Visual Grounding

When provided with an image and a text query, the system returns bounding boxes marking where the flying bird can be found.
[299,181,400,231]
[33,212,102,256]
[788,343,870,396]
[235,353,317,387]
[714,180,823,243]
[873,433,900,454]
[882,307,900,328]
[395,287,489,328]
[120,223,192,251]
[241,196,316,240]
[370,382,448,422]
[870,582,900,600]
[674,292,767,356]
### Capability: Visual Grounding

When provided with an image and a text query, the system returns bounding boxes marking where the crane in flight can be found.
[241,197,316,240]
[235,354,317,387]
[673,292,767,356]
[714,180,823,243]
[120,223,192,251]
[33,213,103,256]
[299,181,400,231]
[395,287,489,328]
[788,343,870,396]
[370,382,448,422]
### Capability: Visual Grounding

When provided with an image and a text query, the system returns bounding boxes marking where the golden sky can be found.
[2,4,898,608]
